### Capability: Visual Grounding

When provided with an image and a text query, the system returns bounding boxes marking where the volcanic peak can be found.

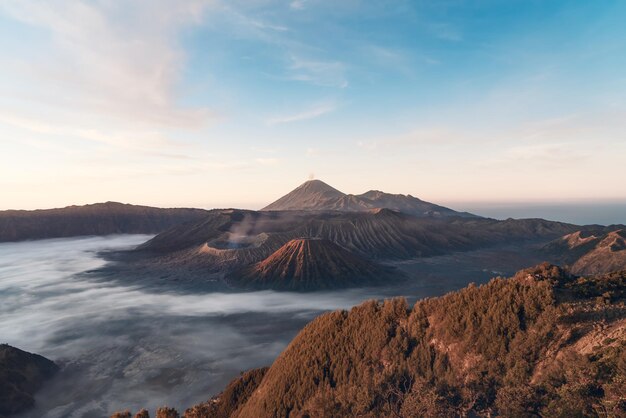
[229,237,396,290]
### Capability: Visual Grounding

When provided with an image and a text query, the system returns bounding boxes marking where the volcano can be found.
[228,237,397,291]
[262,179,475,218]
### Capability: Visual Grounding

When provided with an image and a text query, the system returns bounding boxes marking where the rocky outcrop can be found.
[0,344,58,417]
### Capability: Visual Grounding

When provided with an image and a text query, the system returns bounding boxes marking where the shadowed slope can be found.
[0,202,209,242]
[183,367,268,418]
[0,344,58,417]
[229,238,398,291]
[115,208,585,292]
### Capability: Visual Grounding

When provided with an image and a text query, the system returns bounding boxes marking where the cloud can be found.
[227,8,289,33]
[287,55,348,88]
[266,102,336,126]
[0,234,370,417]
[0,0,214,128]
[290,0,308,10]
[358,127,461,151]
[0,109,191,158]
[256,157,279,165]
[488,142,588,169]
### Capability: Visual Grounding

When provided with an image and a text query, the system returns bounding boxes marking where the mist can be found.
[0,234,538,417]
[0,235,381,417]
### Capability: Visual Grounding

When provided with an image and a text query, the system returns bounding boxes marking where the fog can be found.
[0,235,385,417]
[0,235,535,417]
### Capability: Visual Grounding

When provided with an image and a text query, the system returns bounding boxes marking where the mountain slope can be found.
[137,209,579,262]
[262,180,475,218]
[228,238,398,291]
[261,180,348,211]
[0,344,58,417]
[572,230,626,274]
[229,264,626,417]
[129,209,580,282]
[118,264,626,417]
[544,229,626,275]
[0,202,209,242]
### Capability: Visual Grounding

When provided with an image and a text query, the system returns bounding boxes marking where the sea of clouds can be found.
[0,234,525,417]
[0,235,375,417]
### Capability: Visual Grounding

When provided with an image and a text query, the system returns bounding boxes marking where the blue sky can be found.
[1,0,625,210]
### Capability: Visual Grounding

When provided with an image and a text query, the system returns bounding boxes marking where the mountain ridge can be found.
[0,202,209,242]
[124,209,585,288]
[111,264,626,417]
[262,180,476,218]
[545,229,626,275]
[228,237,399,291]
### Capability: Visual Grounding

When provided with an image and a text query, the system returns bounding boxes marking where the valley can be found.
[3,2,625,416]
[1,181,624,417]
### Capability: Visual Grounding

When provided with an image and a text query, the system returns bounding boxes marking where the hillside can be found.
[228,238,398,291]
[229,264,625,417]
[111,264,626,417]
[0,344,58,417]
[262,180,475,218]
[124,209,586,290]
[544,229,626,275]
[114,208,607,291]
[0,202,209,242]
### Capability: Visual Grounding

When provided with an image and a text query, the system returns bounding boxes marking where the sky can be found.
[1,0,625,211]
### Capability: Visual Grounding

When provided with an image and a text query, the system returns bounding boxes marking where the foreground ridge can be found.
[111,263,626,417]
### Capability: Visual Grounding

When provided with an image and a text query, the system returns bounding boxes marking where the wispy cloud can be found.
[256,157,280,165]
[358,127,461,151]
[266,102,337,126]
[0,110,192,159]
[227,8,289,33]
[287,55,348,88]
[290,0,308,10]
[0,0,214,128]
[478,142,590,171]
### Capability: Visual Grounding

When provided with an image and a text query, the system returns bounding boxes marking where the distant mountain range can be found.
[107,180,625,290]
[0,202,209,242]
[112,264,626,417]
[2,181,625,288]
[262,179,476,218]
[119,205,612,290]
